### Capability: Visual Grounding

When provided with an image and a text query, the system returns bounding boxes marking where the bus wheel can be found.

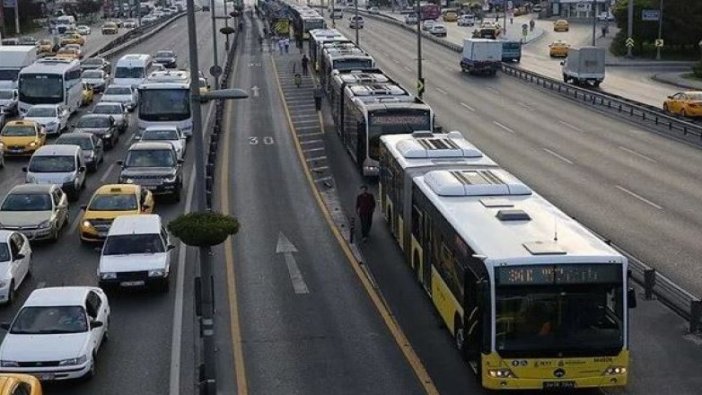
[454,318,467,361]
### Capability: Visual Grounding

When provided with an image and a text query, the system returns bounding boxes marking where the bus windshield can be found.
[0,69,20,82]
[138,89,190,121]
[332,58,373,71]
[495,272,624,357]
[114,66,144,79]
[19,74,63,104]
[368,109,431,160]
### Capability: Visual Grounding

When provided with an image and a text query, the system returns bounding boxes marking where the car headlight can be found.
[124,178,134,184]
[28,141,37,147]
[148,269,165,277]
[47,121,57,126]
[59,355,87,366]
[487,368,515,378]
[64,175,74,183]
[164,174,177,183]
[82,220,92,229]
[105,133,112,138]
[38,219,51,229]
[100,272,117,280]
[0,360,19,367]
[603,366,627,375]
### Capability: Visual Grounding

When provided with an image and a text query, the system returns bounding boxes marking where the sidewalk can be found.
[652,72,702,90]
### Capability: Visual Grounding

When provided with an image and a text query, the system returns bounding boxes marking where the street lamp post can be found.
[14,0,21,35]
[210,0,220,90]
[591,0,597,46]
[354,0,359,46]
[655,0,663,60]
[626,0,634,57]
[223,0,230,50]
[416,0,423,99]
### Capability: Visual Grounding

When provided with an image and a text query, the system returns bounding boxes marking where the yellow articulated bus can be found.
[379,132,636,391]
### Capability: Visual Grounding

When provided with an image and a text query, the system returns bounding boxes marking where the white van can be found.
[24,144,86,200]
[113,54,154,88]
[98,214,174,292]
[55,15,76,34]
[0,46,38,89]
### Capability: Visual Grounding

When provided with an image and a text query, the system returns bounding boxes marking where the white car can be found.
[0,287,110,381]
[98,215,174,291]
[429,23,447,37]
[76,25,91,35]
[137,126,186,159]
[0,89,19,116]
[368,6,379,14]
[597,11,615,21]
[123,19,137,28]
[422,19,435,31]
[101,85,138,112]
[349,16,364,29]
[457,14,475,26]
[404,14,418,25]
[141,15,158,24]
[22,104,69,136]
[81,69,109,93]
[91,102,128,133]
[0,230,31,304]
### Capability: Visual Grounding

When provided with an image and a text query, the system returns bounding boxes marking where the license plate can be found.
[120,280,145,287]
[145,185,159,190]
[11,149,23,153]
[543,381,575,389]
[97,231,107,237]
[38,373,54,381]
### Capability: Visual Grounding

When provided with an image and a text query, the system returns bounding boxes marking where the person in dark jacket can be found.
[301,54,309,76]
[356,185,376,241]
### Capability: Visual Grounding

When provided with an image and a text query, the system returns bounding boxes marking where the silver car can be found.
[101,85,138,112]
[92,102,128,133]
[0,184,69,242]
[81,69,109,93]
[0,89,18,116]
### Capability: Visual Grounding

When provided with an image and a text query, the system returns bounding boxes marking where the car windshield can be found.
[0,244,9,262]
[10,306,88,334]
[103,234,164,255]
[156,51,174,57]
[114,67,144,79]
[89,194,138,211]
[687,93,702,100]
[57,48,76,55]
[56,136,92,150]
[125,149,175,167]
[26,107,56,117]
[77,117,110,128]
[28,155,76,172]
[1,125,35,136]
[1,193,52,211]
[93,105,121,114]
[82,70,103,79]
[142,129,179,140]
[104,87,132,95]
[83,58,102,66]
[0,90,14,99]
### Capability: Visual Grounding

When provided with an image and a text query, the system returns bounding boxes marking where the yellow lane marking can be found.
[270,58,439,395]
[219,51,249,395]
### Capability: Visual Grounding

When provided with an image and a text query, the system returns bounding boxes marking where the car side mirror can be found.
[627,287,637,309]
[116,160,123,166]
[177,159,184,164]
[0,323,9,331]
[559,61,565,66]
[667,95,673,99]
[22,166,27,172]
[90,320,104,329]
[14,253,24,260]
[79,165,86,172]
[167,244,175,250]
[80,204,87,210]
[142,204,150,210]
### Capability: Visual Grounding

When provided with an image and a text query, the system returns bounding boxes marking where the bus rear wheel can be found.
[454,319,467,361]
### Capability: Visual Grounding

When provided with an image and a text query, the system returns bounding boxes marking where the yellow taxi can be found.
[0,374,42,395]
[442,10,458,22]
[553,19,569,32]
[81,82,95,106]
[663,91,702,118]
[37,39,54,54]
[60,33,84,46]
[0,120,46,156]
[80,184,155,242]
[548,40,570,57]
[101,22,119,35]
[55,47,80,60]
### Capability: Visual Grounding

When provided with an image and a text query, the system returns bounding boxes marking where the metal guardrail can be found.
[359,9,702,332]
[94,12,187,59]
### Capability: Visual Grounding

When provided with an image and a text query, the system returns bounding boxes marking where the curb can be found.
[604,61,696,68]
[651,73,702,91]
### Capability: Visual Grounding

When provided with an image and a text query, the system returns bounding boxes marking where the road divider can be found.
[95,12,188,59]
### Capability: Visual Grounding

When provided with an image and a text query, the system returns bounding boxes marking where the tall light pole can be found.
[14,0,21,35]
[655,0,663,60]
[591,0,597,46]
[354,0,359,45]
[626,0,633,57]
[223,0,230,50]
[210,0,220,90]
[416,0,423,99]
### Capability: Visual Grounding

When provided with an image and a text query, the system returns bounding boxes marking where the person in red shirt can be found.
[356,185,376,242]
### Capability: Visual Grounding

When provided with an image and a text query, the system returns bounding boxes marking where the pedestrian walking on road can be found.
[356,185,376,242]
[301,54,309,76]
[278,38,284,54]
[284,38,290,54]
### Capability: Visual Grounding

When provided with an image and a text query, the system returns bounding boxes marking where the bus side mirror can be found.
[627,287,637,309]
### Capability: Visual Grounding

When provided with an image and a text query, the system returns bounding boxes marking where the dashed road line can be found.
[436,87,447,95]
[543,148,574,165]
[493,121,515,134]
[558,120,585,133]
[460,102,475,112]
[306,155,327,162]
[615,185,663,210]
[618,146,657,163]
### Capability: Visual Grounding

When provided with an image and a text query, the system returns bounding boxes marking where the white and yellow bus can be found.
[379,132,636,390]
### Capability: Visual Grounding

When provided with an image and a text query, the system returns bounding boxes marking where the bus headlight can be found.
[603,366,627,375]
[487,368,515,378]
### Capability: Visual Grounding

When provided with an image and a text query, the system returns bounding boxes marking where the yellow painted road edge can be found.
[270,57,439,394]
[219,51,249,395]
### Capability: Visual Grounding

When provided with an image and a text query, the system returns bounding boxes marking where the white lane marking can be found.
[460,102,475,112]
[170,24,178,29]
[518,102,531,109]
[68,210,83,235]
[392,58,400,63]
[276,233,309,294]
[99,162,117,182]
[543,148,574,165]
[615,185,663,210]
[299,139,323,145]
[403,65,412,71]
[436,87,447,95]
[558,120,585,133]
[618,146,657,163]
[487,87,500,94]
[493,121,515,134]
[169,163,196,395]
[302,147,325,153]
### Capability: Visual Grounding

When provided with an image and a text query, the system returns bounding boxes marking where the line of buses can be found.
[304,22,637,391]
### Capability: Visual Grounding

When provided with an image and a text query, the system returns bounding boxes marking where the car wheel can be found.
[7,280,15,304]
[663,103,669,112]
[173,184,182,202]
[681,109,687,117]
[84,353,96,381]
[102,318,110,343]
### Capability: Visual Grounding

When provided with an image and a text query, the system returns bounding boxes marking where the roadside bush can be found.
[168,211,240,247]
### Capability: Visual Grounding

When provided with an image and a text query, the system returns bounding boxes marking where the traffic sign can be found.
[641,9,660,21]
[209,65,223,77]
[655,39,664,48]
[417,78,425,96]
[625,37,635,48]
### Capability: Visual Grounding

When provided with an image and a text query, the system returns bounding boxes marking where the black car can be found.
[54,132,104,172]
[73,114,119,149]
[118,142,183,201]
[81,57,112,74]
[153,50,177,69]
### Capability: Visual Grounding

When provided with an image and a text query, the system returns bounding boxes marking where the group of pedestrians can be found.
[271,36,290,54]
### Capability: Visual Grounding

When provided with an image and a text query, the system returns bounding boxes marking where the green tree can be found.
[168,211,240,247]
[76,0,103,16]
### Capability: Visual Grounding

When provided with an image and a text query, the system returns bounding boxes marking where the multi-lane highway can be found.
[0,10,224,395]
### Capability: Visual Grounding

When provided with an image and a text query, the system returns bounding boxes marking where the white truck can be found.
[460,38,502,76]
[561,46,605,87]
[0,46,37,89]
